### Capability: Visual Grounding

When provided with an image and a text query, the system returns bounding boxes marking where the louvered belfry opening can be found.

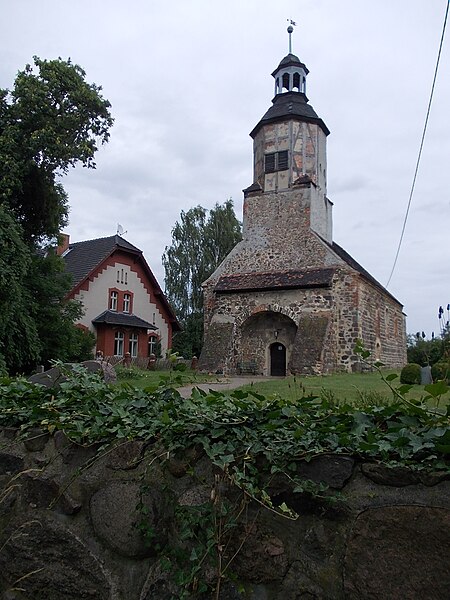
[264,150,289,174]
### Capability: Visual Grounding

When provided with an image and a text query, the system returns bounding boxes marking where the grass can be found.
[114,367,219,390]
[114,366,450,409]
[236,370,450,408]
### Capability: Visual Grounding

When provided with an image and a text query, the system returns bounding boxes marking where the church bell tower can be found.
[199,24,407,378]
[244,25,333,243]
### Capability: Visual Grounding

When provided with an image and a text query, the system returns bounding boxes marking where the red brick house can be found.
[60,234,179,360]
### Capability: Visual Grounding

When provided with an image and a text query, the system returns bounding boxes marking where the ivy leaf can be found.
[190,548,198,561]
[385,373,398,382]
[351,412,373,435]
[160,411,171,425]
[424,381,448,398]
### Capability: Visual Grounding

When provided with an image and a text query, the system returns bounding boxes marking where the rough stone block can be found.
[0,453,24,477]
[0,517,113,599]
[296,455,354,489]
[90,481,166,558]
[344,506,450,599]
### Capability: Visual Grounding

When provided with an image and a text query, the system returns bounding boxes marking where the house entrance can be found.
[270,342,286,376]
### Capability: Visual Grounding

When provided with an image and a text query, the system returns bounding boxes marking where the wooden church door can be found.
[270,343,286,376]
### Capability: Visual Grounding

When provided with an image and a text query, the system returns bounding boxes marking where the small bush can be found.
[115,365,146,380]
[431,361,450,384]
[400,363,422,385]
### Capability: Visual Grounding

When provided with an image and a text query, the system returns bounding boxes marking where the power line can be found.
[385,0,449,288]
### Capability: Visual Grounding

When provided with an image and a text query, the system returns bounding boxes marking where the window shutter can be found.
[277,150,288,171]
[264,153,276,173]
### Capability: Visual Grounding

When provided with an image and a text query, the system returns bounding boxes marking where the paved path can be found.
[177,376,268,398]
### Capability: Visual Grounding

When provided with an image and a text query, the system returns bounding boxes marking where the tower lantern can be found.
[273,25,308,96]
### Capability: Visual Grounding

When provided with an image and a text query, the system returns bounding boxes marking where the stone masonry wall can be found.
[203,187,344,291]
[358,278,407,368]
[201,286,338,375]
[200,182,406,375]
[202,267,406,375]
[1,430,449,599]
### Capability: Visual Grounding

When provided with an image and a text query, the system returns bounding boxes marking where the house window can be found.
[148,335,157,357]
[264,150,289,173]
[114,331,124,356]
[110,291,118,311]
[129,333,138,357]
[123,293,131,313]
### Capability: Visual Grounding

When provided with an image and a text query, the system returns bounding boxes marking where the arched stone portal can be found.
[270,342,286,376]
[240,311,296,375]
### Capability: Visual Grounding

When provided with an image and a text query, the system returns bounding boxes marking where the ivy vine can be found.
[1,356,450,597]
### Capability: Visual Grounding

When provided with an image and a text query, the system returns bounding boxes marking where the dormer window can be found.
[264,150,289,174]
[110,290,118,311]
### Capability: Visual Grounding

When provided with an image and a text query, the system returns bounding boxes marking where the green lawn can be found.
[115,368,219,390]
[115,367,449,409]
[236,371,450,408]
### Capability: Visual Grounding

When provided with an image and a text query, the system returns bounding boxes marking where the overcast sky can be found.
[2,0,449,338]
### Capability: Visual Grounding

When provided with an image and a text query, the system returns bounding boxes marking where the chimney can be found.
[56,233,70,256]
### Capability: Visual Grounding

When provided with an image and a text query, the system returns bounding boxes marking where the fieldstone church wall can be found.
[1,429,449,599]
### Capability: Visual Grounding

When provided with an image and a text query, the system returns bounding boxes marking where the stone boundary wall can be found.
[1,429,449,599]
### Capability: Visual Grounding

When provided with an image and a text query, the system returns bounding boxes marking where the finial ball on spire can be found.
[287,25,294,34]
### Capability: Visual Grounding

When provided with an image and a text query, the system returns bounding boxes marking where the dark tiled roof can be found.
[64,235,140,287]
[63,234,181,331]
[250,91,329,138]
[243,182,263,197]
[92,310,158,330]
[330,241,403,307]
[272,53,309,75]
[215,268,335,293]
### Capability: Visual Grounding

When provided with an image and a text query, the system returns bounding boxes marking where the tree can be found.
[0,56,113,246]
[28,250,97,368]
[163,199,242,357]
[0,205,40,373]
[0,57,113,373]
[406,333,442,367]
[406,309,450,367]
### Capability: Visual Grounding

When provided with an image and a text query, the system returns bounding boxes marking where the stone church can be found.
[199,38,407,376]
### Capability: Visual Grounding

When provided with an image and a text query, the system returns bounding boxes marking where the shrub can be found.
[407,336,443,367]
[400,363,421,385]
[431,361,450,384]
[115,365,146,380]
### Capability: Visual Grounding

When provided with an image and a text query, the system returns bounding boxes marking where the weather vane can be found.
[287,18,296,54]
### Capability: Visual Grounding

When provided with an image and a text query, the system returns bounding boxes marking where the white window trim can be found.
[114,331,124,356]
